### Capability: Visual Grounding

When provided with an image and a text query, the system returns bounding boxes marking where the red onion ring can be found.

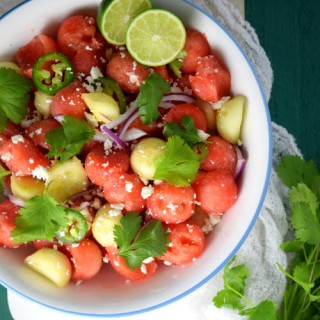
[8,195,25,207]
[122,128,148,142]
[234,145,246,179]
[100,125,128,151]
[104,102,138,129]
[161,92,195,104]
[118,109,140,139]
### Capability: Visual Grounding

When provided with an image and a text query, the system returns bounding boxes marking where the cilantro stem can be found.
[301,244,320,312]
[226,285,255,308]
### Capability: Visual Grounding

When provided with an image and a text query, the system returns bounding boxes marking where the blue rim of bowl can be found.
[0,0,273,317]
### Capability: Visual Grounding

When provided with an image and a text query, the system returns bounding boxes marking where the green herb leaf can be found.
[114,212,169,269]
[0,68,32,130]
[213,289,245,310]
[213,257,249,311]
[290,201,320,245]
[153,135,200,186]
[46,115,95,162]
[164,116,205,147]
[11,194,69,243]
[168,51,187,78]
[277,155,319,189]
[240,300,278,320]
[136,73,170,124]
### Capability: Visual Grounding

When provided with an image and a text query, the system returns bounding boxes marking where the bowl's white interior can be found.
[0,0,272,317]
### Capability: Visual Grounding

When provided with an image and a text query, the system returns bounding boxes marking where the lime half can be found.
[126,9,186,67]
[97,0,152,45]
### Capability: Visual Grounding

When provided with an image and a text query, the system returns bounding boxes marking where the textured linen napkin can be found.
[0,1,301,319]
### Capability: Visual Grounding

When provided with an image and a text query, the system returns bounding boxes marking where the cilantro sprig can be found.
[153,135,200,186]
[113,212,169,269]
[46,115,95,162]
[0,67,33,131]
[164,115,205,147]
[11,194,69,243]
[136,73,170,124]
[168,51,187,78]
[212,155,320,320]
[213,256,277,319]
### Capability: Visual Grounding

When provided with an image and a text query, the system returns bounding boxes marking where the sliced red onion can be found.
[8,195,25,207]
[118,109,140,139]
[54,115,65,123]
[234,145,246,179]
[161,92,195,104]
[100,125,128,151]
[158,101,175,109]
[104,101,138,129]
[93,129,111,142]
[122,128,148,142]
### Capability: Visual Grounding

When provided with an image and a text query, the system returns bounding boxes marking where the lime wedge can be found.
[126,9,186,67]
[97,0,152,46]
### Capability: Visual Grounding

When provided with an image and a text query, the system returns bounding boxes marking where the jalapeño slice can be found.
[56,209,88,243]
[32,52,75,95]
[101,77,126,114]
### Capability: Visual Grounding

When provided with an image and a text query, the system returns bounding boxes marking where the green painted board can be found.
[246,0,320,166]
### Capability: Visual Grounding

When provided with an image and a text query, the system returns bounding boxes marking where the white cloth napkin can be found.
[1,1,301,319]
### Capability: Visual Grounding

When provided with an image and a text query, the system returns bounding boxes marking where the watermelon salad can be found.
[0,2,246,288]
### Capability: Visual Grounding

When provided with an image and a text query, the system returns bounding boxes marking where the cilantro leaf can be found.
[213,289,246,310]
[0,68,32,129]
[290,201,320,245]
[0,164,10,199]
[136,73,170,124]
[153,135,200,186]
[168,51,187,78]
[289,183,319,216]
[114,212,169,269]
[46,116,95,162]
[277,155,319,189]
[164,116,205,147]
[240,300,278,320]
[11,194,69,243]
[213,257,249,311]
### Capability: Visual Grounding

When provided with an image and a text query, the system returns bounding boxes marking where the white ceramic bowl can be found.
[0,0,272,317]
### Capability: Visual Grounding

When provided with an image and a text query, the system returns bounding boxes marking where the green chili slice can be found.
[56,209,88,243]
[32,52,75,95]
[101,77,127,113]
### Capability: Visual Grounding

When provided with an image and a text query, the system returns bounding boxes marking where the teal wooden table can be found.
[1,1,320,319]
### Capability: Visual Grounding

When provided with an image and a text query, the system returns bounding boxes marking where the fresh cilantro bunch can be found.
[113,212,169,269]
[276,155,320,320]
[212,155,320,320]
[0,67,33,132]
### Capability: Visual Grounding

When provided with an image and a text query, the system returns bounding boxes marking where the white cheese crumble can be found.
[141,185,154,199]
[210,96,230,110]
[125,181,133,193]
[11,134,24,144]
[31,165,49,181]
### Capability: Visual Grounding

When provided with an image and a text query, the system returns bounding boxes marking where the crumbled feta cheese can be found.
[31,165,49,181]
[11,134,24,144]
[125,181,133,193]
[103,139,113,154]
[210,96,230,110]
[1,152,12,162]
[141,185,154,199]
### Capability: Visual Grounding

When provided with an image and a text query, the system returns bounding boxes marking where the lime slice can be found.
[126,9,186,67]
[97,0,152,46]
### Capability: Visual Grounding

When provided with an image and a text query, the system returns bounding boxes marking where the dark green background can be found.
[246,0,320,167]
[1,0,320,318]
